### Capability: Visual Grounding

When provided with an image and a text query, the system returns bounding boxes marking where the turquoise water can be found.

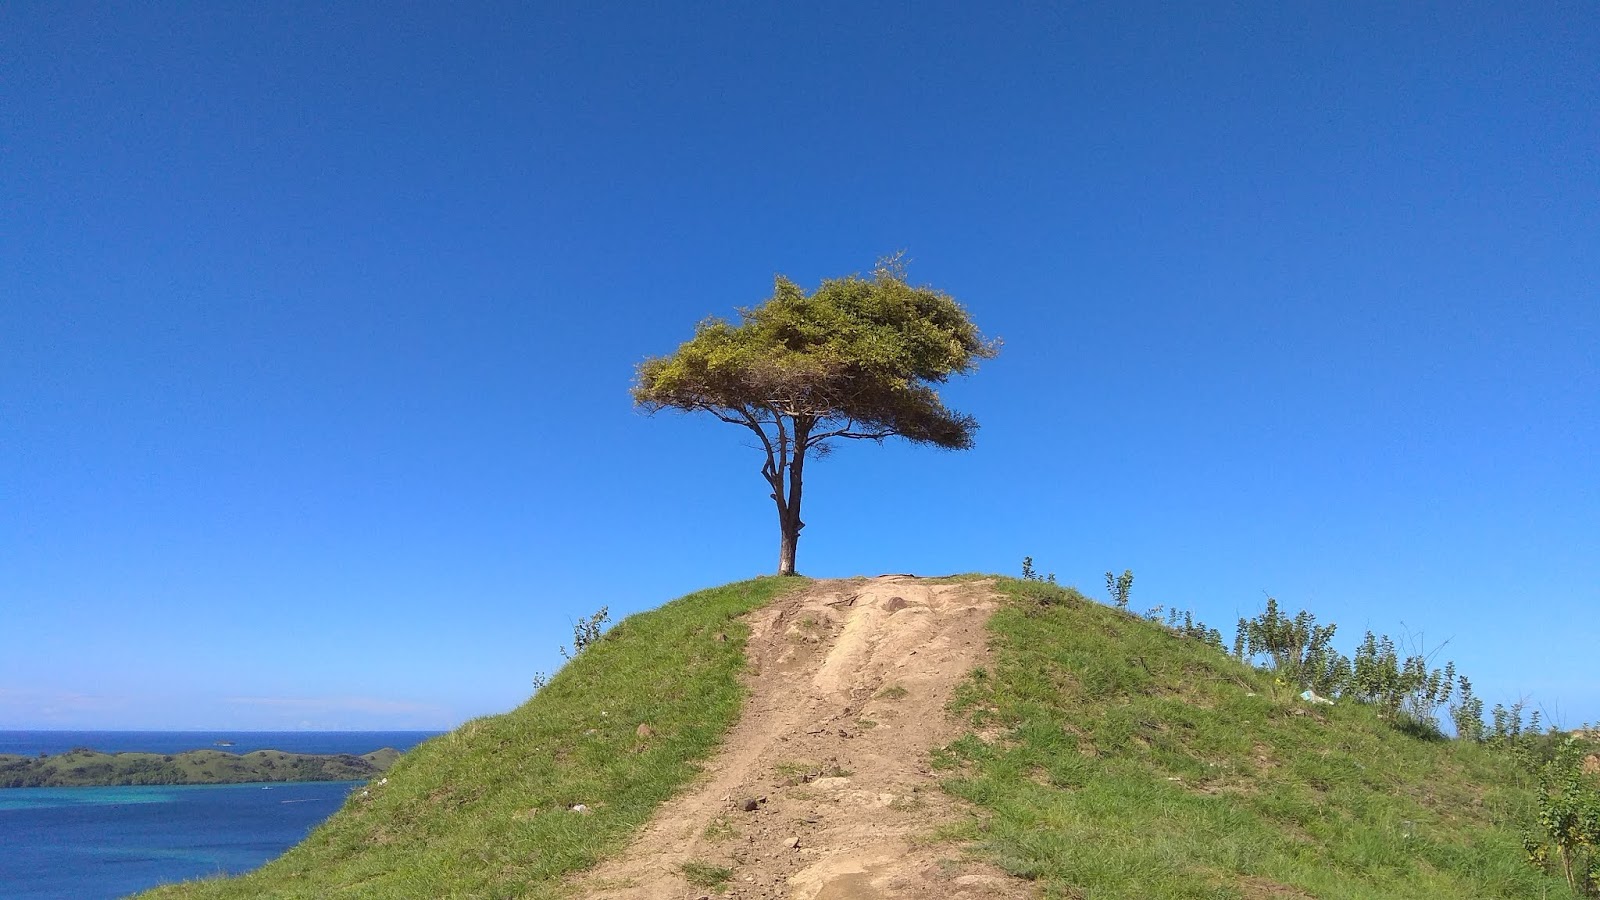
[0,732,441,898]
[0,781,358,898]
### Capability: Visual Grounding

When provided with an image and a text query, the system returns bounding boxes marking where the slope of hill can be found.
[142,577,803,899]
[142,575,1580,899]
[941,577,1560,898]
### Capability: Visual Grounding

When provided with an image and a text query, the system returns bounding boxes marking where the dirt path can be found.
[569,576,1034,900]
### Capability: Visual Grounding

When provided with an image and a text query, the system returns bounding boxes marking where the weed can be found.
[878,684,909,701]
[889,786,926,811]
[1451,675,1486,741]
[1234,597,1347,697]
[701,817,738,843]
[1021,556,1056,584]
[1018,558,1076,606]
[1346,630,1457,729]
[560,606,611,660]
[680,860,733,889]
[773,761,814,779]
[1105,568,1133,610]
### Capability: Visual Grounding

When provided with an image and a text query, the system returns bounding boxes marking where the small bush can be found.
[560,606,611,660]
[1523,734,1600,896]
[1233,598,1348,696]
[1105,569,1133,610]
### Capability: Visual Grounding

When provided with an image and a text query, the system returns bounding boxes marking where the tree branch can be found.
[810,425,898,442]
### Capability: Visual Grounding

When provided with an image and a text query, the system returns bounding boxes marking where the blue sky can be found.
[2,3,1595,731]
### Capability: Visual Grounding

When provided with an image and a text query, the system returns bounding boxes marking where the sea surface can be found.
[0,731,441,899]
[0,730,438,757]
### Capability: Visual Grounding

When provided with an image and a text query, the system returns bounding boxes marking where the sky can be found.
[2,2,1595,731]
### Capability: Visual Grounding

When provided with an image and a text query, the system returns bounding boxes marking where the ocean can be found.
[0,731,441,899]
[0,730,438,758]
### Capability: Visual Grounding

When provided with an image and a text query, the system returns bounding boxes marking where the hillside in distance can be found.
[0,746,401,787]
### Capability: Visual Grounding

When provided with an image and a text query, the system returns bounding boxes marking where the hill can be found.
[0,747,400,787]
[141,576,1588,899]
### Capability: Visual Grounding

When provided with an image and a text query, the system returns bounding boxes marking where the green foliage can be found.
[1492,700,1545,747]
[1347,631,1456,733]
[559,605,611,660]
[1233,597,1350,696]
[634,256,996,574]
[1163,606,1226,651]
[1105,568,1133,610]
[1013,558,1083,608]
[1523,735,1600,895]
[1452,676,1487,742]
[632,255,997,449]
[1020,556,1055,584]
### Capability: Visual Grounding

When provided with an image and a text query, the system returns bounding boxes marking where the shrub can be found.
[560,606,612,660]
[1234,598,1348,696]
[1105,569,1133,610]
[1523,734,1600,896]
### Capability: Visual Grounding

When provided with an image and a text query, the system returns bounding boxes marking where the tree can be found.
[632,256,997,576]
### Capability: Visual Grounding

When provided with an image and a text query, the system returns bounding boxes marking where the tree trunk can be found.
[778,524,798,576]
[775,420,810,576]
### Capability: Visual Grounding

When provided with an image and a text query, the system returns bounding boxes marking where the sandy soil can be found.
[568,575,1035,900]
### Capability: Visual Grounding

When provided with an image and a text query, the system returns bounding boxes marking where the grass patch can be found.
[878,684,909,701]
[702,816,739,842]
[943,576,1564,899]
[681,860,734,889]
[139,578,803,900]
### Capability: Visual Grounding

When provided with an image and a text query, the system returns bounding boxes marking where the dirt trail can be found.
[570,576,1034,900]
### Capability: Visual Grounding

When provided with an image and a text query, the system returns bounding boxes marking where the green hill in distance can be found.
[0,746,402,787]
[136,576,1594,899]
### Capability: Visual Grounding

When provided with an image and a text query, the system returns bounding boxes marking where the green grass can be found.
[140,577,803,900]
[940,577,1569,899]
[680,859,734,889]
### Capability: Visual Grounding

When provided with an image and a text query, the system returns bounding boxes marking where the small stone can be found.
[742,798,760,811]
[784,836,800,849]
[569,803,590,813]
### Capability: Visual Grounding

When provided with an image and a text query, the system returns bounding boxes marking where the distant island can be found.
[0,746,401,788]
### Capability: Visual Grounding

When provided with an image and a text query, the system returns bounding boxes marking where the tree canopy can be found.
[632,257,997,575]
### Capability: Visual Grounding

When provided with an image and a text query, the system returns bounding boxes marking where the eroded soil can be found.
[568,576,1034,900]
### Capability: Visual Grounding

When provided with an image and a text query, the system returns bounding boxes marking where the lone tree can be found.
[632,256,997,576]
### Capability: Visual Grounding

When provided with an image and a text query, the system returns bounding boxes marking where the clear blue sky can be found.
[2,3,1595,731]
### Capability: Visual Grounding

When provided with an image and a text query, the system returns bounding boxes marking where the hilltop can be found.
[141,576,1588,899]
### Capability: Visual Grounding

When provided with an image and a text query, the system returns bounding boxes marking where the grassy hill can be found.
[141,577,803,899]
[0,747,400,787]
[140,575,1589,899]
[937,577,1572,898]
